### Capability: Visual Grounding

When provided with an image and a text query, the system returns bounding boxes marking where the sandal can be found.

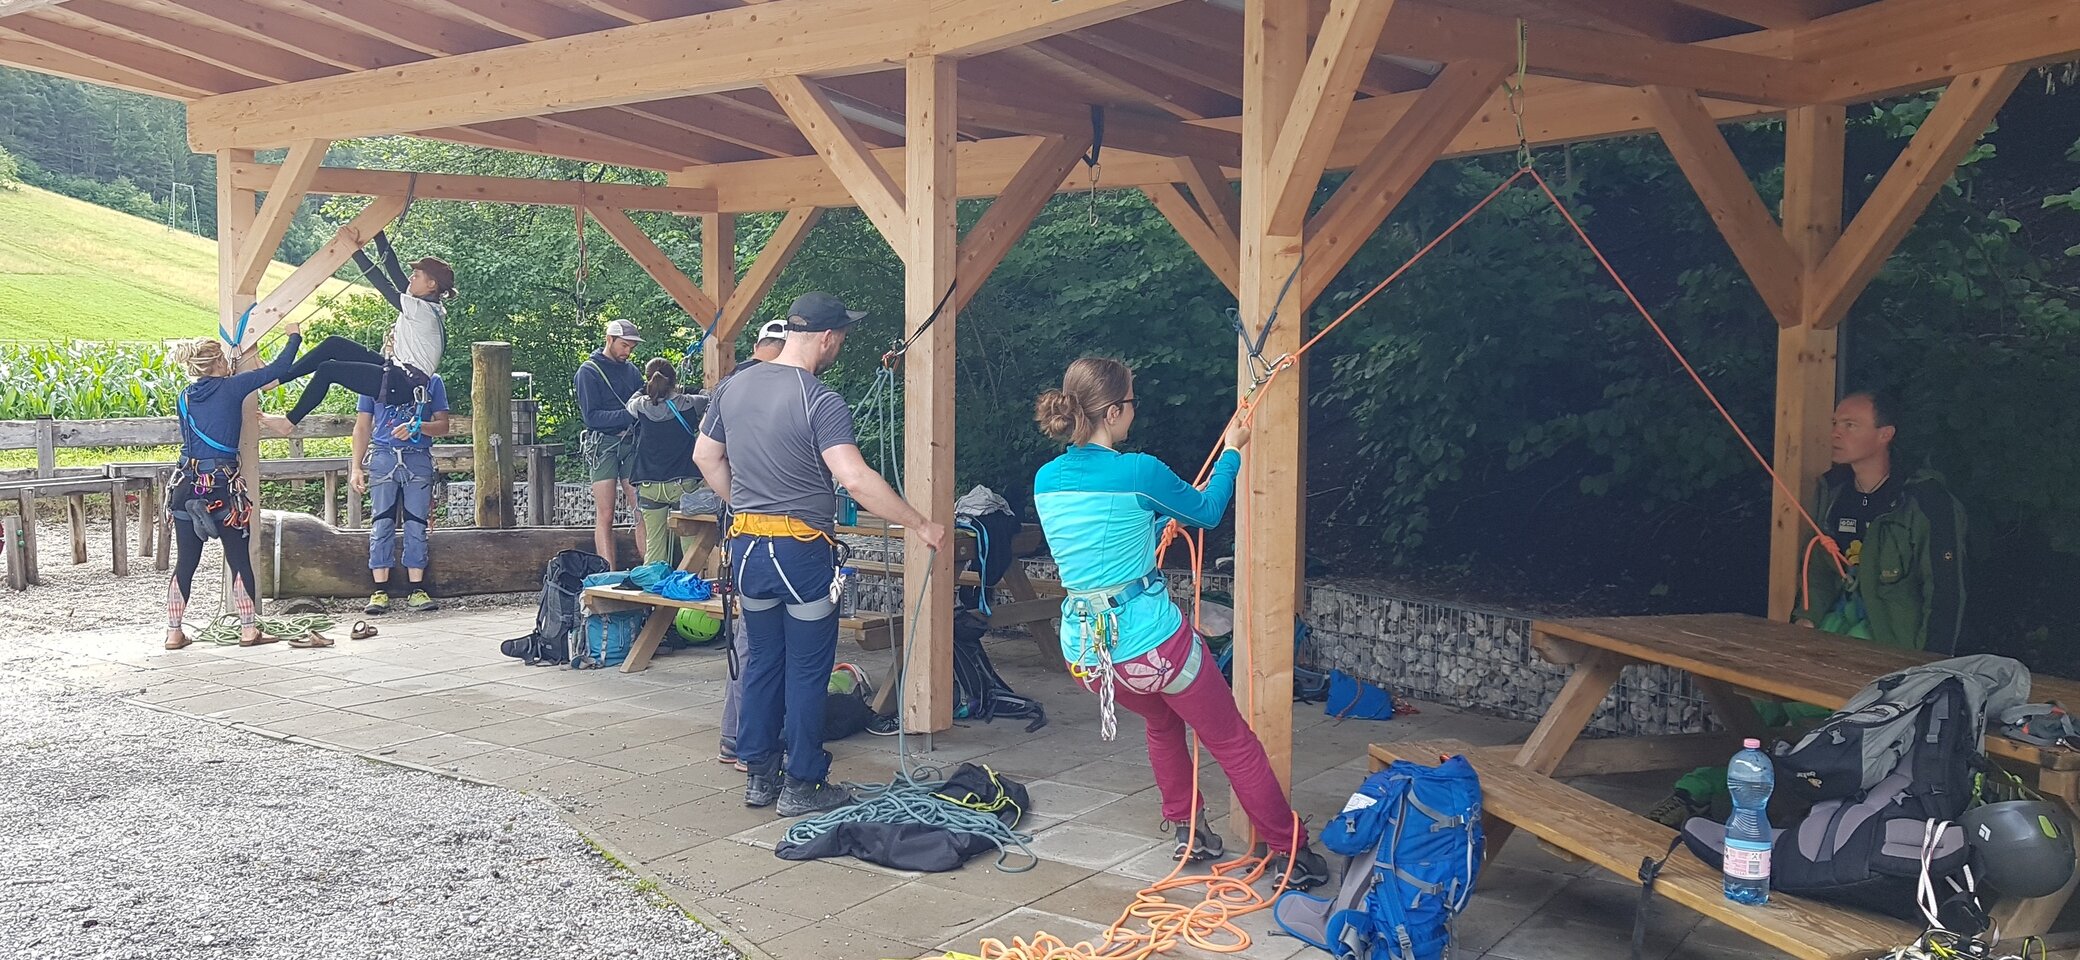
[238,629,279,647]
[164,631,193,651]
[288,631,335,649]
[350,620,379,641]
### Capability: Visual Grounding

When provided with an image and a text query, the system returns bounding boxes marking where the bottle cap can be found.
[1743,738,1762,749]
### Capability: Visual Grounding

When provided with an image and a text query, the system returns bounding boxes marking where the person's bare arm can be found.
[822,443,945,551]
[693,434,730,505]
[418,410,452,438]
[349,411,373,492]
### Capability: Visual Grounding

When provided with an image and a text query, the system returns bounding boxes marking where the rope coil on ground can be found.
[192,613,335,646]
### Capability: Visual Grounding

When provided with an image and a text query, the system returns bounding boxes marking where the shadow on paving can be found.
[18,609,1790,960]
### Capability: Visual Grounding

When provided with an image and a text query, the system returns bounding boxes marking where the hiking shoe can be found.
[1646,789,1709,829]
[1171,811,1225,863]
[407,590,438,612]
[1262,843,1331,892]
[777,775,855,818]
[744,758,781,808]
[866,715,901,737]
[365,591,391,615]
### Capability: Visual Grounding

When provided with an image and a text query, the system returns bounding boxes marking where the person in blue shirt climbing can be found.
[351,373,451,615]
[1032,356,1327,889]
[163,325,302,650]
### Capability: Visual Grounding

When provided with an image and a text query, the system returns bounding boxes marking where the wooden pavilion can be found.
[3,0,2076,790]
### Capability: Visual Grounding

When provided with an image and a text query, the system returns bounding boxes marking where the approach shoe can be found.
[364,591,391,615]
[1645,789,1709,829]
[744,757,782,808]
[1170,811,1225,863]
[407,590,439,612]
[866,714,902,737]
[777,775,856,818]
[1259,843,1331,892]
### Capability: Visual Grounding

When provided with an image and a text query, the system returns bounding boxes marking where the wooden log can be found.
[472,342,516,529]
[267,510,636,597]
[109,479,129,577]
[34,417,55,478]
[14,488,38,585]
[67,492,87,565]
[2,515,23,591]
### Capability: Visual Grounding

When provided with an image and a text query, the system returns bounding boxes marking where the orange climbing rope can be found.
[950,161,1857,960]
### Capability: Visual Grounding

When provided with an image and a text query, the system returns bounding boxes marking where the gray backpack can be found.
[1771,654,2029,818]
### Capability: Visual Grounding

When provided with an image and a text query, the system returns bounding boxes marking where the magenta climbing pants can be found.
[1076,620,1305,852]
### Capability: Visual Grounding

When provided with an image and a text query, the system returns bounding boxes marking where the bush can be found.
[0,144,18,190]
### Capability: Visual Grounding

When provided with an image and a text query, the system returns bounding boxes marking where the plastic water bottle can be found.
[836,567,858,618]
[836,489,859,526]
[1723,738,1775,905]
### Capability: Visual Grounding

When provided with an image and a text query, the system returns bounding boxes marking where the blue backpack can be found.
[1273,755,1484,960]
[572,570,649,669]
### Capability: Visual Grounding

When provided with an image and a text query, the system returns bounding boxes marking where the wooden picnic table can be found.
[1372,612,2080,959]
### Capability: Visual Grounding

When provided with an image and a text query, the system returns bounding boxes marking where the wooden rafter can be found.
[174,0,422,72]
[294,0,518,58]
[233,139,329,296]
[1302,59,1512,302]
[1265,0,1398,234]
[1675,0,1855,29]
[185,0,1181,150]
[957,98,1240,168]
[1074,18,1246,98]
[1016,38,1239,120]
[1527,0,1736,41]
[1643,87,1803,325]
[228,162,718,213]
[626,97,812,158]
[250,195,409,330]
[54,0,335,83]
[0,33,202,97]
[1144,182,1240,297]
[954,135,1094,311]
[545,107,757,164]
[0,14,257,93]
[586,205,722,320]
[766,75,907,244]
[421,0,621,42]
[472,117,693,170]
[1137,2,1432,96]
[1804,66,2026,329]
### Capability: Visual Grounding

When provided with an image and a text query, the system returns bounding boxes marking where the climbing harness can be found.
[1062,570,1168,741]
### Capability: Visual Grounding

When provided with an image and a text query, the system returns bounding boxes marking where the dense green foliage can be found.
[0,340,355,420]
[3,65,2078,666]
[0,143,18,190]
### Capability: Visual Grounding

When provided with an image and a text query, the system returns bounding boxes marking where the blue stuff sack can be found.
[1325,670,1396,720]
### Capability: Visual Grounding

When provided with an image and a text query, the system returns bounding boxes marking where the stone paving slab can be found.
[17,609,1796,960]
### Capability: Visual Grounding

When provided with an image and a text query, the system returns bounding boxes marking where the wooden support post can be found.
[67,492,87,565]
[1263,0,1398,234]
[1769,104,1845,620]
[34,416,55,478]
[472,342,516,529]
[528,446,553,526]
[289,437,306,491]
[153,471,171,572]
[322,469,339,525]
[110,480,129,577]
[347,482,365,528]
[217,147,262,609]
[699,211,736,386]
[900,54,959,734]
[232,138,329,297]
[1236,0,1310,799]
[2,515,23,591]
[137,479,156,559]
[14,489,38,584]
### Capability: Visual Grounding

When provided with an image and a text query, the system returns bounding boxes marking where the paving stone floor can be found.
[15,610,1789,960]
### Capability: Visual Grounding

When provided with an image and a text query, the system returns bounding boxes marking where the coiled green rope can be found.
[193,613,336,645]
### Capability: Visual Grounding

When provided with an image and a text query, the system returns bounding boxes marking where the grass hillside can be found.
[0,185,364,341]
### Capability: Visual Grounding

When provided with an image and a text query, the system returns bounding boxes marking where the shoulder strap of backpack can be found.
[1633,836,1684,960]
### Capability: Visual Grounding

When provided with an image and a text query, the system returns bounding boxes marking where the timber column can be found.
[1236,0,1309,795]
[1768,106,1844,621]
[216,148,262,604]
[473,342,516,529]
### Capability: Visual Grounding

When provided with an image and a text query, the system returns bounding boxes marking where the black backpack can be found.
[952,611,1047,732]
[501,549,610,665]
[1774,673,1984,822]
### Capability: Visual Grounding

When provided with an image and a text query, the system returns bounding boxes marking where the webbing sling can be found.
[178,391,237,456]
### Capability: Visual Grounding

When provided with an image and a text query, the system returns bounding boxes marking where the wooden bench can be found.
[1369,739,1920,960]
[2,474,158,586]
[581,584,910,713]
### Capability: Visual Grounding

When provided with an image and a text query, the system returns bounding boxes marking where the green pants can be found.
[636,478,700,566]
[1675,700,1831,802]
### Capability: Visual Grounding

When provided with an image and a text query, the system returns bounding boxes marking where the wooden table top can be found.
[1534,612,2080,771]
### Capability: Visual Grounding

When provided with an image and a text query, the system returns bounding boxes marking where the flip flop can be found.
[164,633,193,651]
[238,632,279,647]
[351,621,379,640]
[288,631,335,649]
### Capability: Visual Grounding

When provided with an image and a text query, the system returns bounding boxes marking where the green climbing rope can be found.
[193,613,336,645]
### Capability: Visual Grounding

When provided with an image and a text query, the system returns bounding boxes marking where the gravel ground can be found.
[0,516,534,643]
[0,669,739,960]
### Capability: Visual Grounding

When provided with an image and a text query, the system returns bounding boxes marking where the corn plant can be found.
[0,339,357,420]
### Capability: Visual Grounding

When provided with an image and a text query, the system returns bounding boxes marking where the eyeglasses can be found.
[1118,397,1138,409]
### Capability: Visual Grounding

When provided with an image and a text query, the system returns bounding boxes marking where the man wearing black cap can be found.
[694,292,946,817]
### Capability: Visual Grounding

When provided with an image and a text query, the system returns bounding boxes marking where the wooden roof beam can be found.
[173,0,423,72]
[420,0,624,42]
[293,0,518,58]
[766,75,907,243]
[229,161,718,213]
[1135,3,1432,97]
[1673,0,1857,30]
[52,0,337,84]
[624,97,814,157]
[1020,36,1240,119]
[0,32,204,97]
[0,14,259,93]
[1530,0,1742,41]
[1643,86,1803,324]
[187,0,1184,151]
[1796,0,2080,103]
[233,139,330,295]
[957,98,1240,168]
[544,107,759,164]
[480,117,698,170]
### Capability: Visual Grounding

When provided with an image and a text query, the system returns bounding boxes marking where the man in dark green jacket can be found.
[1649,391,1968,827]
[1794,391,1967,653]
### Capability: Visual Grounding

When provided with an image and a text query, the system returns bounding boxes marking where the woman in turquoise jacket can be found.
[1033,357,1326,889]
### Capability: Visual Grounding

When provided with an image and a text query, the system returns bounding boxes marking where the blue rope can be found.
[219,304,252,350]
[779,552,1040,872]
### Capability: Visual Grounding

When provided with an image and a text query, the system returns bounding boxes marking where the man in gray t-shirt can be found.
[693,292,945,818]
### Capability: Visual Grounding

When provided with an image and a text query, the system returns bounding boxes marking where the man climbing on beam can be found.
[1649,389,1969,827]
[694,293,945,818]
